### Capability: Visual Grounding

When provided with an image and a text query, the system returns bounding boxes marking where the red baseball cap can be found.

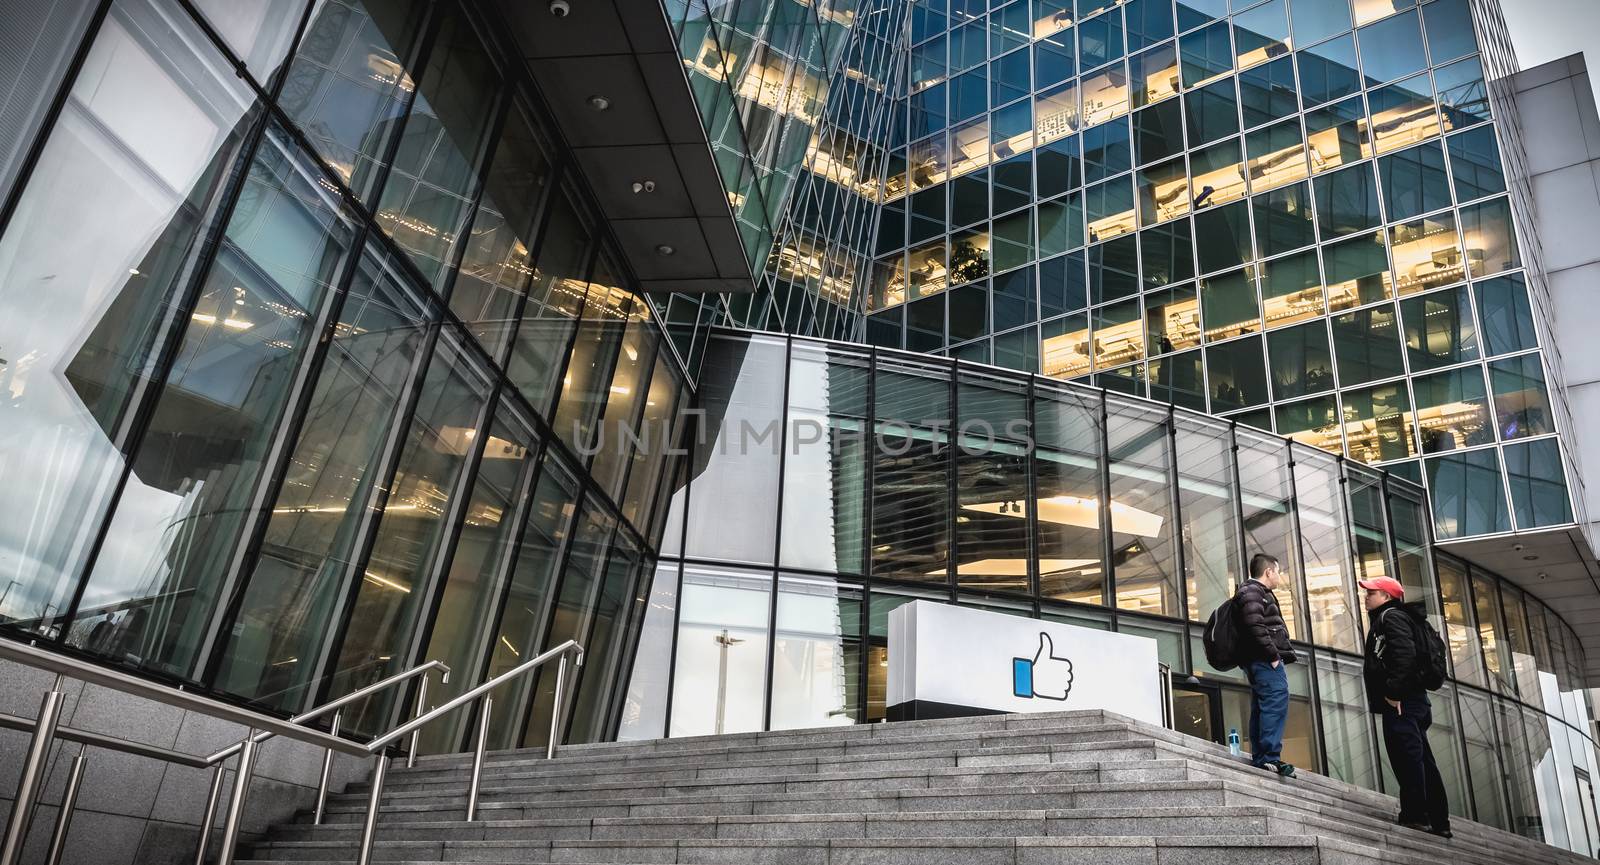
[1358,576,1405,598]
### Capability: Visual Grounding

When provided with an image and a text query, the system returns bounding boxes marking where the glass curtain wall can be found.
[0,0,691,752]
[633,329,1600,856]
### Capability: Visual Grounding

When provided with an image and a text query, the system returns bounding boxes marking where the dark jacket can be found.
[1234,579,1297,665]
[1363,599,1427,712]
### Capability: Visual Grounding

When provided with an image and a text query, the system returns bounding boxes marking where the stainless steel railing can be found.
[350,639,584,865]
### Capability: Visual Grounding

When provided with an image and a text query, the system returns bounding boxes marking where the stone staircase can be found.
[238,709,1588,864]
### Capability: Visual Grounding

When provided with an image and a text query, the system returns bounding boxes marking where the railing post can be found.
[215,733,258,865]
[466,695,491,821]
[407,675,429,769]
[356,753,388,865]
[43,745,87,865]
[1,676,67,865]
[313,711,341,825]
[193,763,225,865]
[545,653,568,760]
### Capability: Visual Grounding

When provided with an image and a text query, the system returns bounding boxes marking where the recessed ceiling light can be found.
[1523,554,1539,561]
[656,244,675,256]
[587,95,611,111]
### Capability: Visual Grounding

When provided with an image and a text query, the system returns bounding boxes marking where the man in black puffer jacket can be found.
[1233,553,1298,777]
[1361,575,1451,839]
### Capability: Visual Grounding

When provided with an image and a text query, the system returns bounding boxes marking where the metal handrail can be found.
[349,640,585,865]
[197,658,452,865]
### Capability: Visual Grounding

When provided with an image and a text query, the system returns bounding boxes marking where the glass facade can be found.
[0,0,690,751]
[857,0,1585,547]
[628,328,1600,856]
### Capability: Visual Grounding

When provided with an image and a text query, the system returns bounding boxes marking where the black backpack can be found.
[1382,608,1448,691]
[1202,596,1242,672]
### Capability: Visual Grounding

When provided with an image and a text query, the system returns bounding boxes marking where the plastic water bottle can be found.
[1228,728,1241,757]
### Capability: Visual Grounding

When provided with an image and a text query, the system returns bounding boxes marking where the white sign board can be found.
[887,601,1163,725]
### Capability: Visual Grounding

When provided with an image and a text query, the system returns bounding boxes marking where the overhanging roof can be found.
[492,0,757,294]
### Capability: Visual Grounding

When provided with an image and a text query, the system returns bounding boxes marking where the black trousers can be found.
[1380,694,1450,830]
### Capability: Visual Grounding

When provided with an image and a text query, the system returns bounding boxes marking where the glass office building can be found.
[627,329,1600,853]
[1,0,1598,859]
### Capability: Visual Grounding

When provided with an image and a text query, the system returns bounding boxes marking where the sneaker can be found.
[1398,820,1432,833]
[1274,761,1296,778]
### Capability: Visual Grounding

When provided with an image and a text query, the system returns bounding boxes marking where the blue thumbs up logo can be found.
[1013,632,1073,701]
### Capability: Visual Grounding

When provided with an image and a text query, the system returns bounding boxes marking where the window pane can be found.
[553,260,633,450]
[1134,97,1184,164]
[192,0,307,79]
[1246,118,1309,191]
[1369,73,1440,155]
[1187,78,1240,147]
[1412,366,1492,454]
[1041,251,1089,316]
[1125,0,1175,50]
[1460,197,1521,279]
[1150,350,1207,410]
[1297,34,1361,108]
[1200,266,1260,340]
[1460,688,1510,829]
[1314,161,1381,237]
[1081,64,1131,125]
[1298,454,1359,650]
[1254,180,1315,257]
[1436,55,1491,131]
[1474,273,1538,357]
[1089,235,1140,302]
[1490,353,1554,440]
[1437,557,1486,687]
[1034,387,1106,602]
[507,184,593,415]
[1140,220,1195,286]
[1037,135,1082,195]
[1343,382,1415,462]
[772,577,861,729]
[1268,320,1334,399]
[1262,250,1324,328]
[685,335,785,563]
[1305,95,1370,172]
[73,124,358,679]
[1194,199,1252,272]
[211,242,428,709]
[1290,0,1352,46]
[1447,125,1506,202]
[1131,42,1181,107]
[1240,56,1298,128]
[1358,9,1425,84]
[1505,439,1573,529]
[1423,0,1476,64]
[1332,304,1403,385]
[1379,141,1450,222]
[0,1,262,631]
[1232,0,1290,71]
[669,565,771,736]
[1079,7,1126,70]
[1180,20,1233,88]
[1108,402,1178,616]
[1237,431,1300,640]
[1400,285,1478,371]
[1039,193,1086,257]
[1318,652,1380,787]
[1043,313,1092,377]
[1427,448,1509,539]
[1276,396,1342,451]
[1086,176,1137,241]
[872,358,953,582]
[1389,211,1463,297]
[1323,231,1392,309]
[1206,335,1268,411]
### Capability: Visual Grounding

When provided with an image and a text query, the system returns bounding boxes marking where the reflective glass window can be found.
[1298,454,1359,650]
[1446,125,1506,202]
[1358,10,1425,85]
[1131,42,1181,107]
[1237,431,1300,639]
[1194,200,1252,273]
[192,0,308,77]
[1081,64,1131,126]
[1290,0,1352,46]
[1043,312,1092,377]
[554,260,634,452]
[781,344,868,575]
[1139,158,1191,225]
[1276,396,1343,451]
[957,384,1031,592]
[1149,350,1207,410]
[1125,0,1175,50]
[280,0,428,203]
[1174,416,1238,622]
[1246,119,1309,192]
[1039,192,1087,257]
[1505,439,1573,531]
[1332,303,1403,385]
[1369,74,1440,155]
[507,185,593,415]
[992,100,1035,162]
[1253,181,1315,257]
[1038,134,1082,196]
[994,324,1040,371]
[1379,141,1450,222]
[1268,320,1334,399]
[1435,55,1491,131]
[994,266,1037,330]
[1412,366,1492,454]
[951,19,988,69]
[910,237,953,297]
[995,153,1033,214]
[872,358,953,581]
[1305,96,1370,172]
[907,292,946,351]
[1185,78,1240,147]
[1134,97,1185,164]
[1040,251,1089,316]
[1035,28,1077,88]
[1088,234,1140,302]
[1145,282,1201,355]
[1240,56,1298,128]
[1318,652,1380,787]
[1176,0,1227,31]
[1427,448,1509,538]
[1190,138,1248,207]
[1180,21,1233,88]
[1262,250,1323,328]
[1084,119,1132,182]
[1206,335,1269,411]
[0,0,265,629]
[1036,82,1081,148]
[1474,273,1538,357]
[1094,299,1145,369]
[1400,285,1477,371]
[1324,232,1393,310]
[1352,0,1415,27]
[1086,177,1137,241]
[771,577,862,729]
[669,565,771,736]
[994,210,1034,271]
[1343,382,1415,463]
[1347,466,1390,586]
[1314,161,1381,237]
[1422,0,1476,65]
[951,169,989,228]
[1079,7,1126,70]
[1107,402,1178,616]
[1033,387,1105,602]
[75,123,358,680]
[1140,219,1195,286]
[951,67,988,123]
[1459,688,1510,829]
[1232,0,1290,72]
[991,0,1031,56]
[684,335,785,563]
[1436,557,1486,687]
[1460,197,1520,279]
[950,284,991,343]
[1490,353,1553,441]
[911,35,948,93]
[1297,34,1362,108]
[1033,0,1072,39]
[1200,266,1259,340]
[1389,212,1463,297]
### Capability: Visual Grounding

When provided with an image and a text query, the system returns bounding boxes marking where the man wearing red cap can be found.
[1360,576,1452,839]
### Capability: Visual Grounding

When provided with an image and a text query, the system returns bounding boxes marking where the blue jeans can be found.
[1245,660,1288,767]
